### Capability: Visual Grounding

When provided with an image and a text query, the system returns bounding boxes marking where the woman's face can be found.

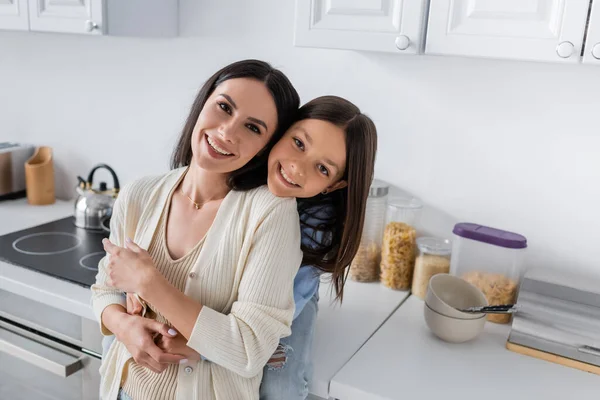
[191,78,278,174]
[267,118,347,198]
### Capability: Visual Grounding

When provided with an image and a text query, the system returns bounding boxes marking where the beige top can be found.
[122,186,205,400]
[91,168,303,400]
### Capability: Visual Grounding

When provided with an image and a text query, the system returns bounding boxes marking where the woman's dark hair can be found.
[171,59,300,190]
[297,96,378,302]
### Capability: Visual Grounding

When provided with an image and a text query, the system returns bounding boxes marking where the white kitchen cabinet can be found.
[0,0,29,31]
[3,0,177,36]
[27,0,103,35]
[425,0,591,64]
[294,0,429,54]
[583,0,600,65]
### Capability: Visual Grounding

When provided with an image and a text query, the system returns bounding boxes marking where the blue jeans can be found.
[101,334,114,359]
[117,389,133,400]
[259,293,319,400]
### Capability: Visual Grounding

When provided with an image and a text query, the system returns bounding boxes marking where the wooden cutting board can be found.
[506,341,600,375]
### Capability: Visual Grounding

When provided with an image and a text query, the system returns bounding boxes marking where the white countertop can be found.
[0,198,95,320]
[330,296,600,400]
[311,281,410,398]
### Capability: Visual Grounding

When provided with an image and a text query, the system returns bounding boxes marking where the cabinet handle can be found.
[85,20,99,33]
[592,43,600,60]
[556,41,574,58]
[0,327,84,378]
[395,35,411,51]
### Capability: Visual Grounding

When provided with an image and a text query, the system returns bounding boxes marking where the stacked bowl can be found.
[424,274,488,343]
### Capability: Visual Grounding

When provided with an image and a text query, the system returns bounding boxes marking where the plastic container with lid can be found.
[449,223,527,324]
[379,197,423,290]
[411,237,452,299]
[349,180,389,282]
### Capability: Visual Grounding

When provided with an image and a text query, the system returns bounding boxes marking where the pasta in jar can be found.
[462,271,518,324]
[449,223,527,324]
[349,241,381,282]
[380,222,417,290]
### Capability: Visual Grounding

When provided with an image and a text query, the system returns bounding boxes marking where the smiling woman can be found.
[187,78,277,174]
[171,61,299,191]
[90,59,302,400]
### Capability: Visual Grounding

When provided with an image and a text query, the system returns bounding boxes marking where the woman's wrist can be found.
[138,268,166,300]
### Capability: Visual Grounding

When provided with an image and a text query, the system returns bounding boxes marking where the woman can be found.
[92,59,302,400]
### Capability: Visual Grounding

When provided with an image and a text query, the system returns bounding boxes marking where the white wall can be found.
[2,0,600,279]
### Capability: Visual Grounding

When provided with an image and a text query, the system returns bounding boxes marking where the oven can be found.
[0,288,102,400]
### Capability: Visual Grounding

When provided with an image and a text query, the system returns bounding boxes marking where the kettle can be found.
[74,164,120,231]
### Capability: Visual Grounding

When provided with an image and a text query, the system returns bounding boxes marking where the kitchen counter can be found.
[329,296,600,400]
[0,198,410,398]
[0,198,95,319]
[311,281,410,398]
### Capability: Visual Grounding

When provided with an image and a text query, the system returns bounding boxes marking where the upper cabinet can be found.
[294,0,429,54]
[0,0,29,31]
[293,0,600,67]
[583,0,600,65]
[27,0,103,35]
[1,0,178,37]
[425,0,591,64]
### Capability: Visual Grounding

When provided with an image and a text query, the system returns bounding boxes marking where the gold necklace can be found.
[180,187,204,210]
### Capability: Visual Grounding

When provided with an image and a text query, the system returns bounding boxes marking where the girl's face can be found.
[267,119,347,198]
[191,78,278,174]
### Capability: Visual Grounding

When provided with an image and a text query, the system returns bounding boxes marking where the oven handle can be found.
[0,326,84,378]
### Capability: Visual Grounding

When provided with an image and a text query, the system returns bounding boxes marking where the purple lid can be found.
[452,223,527,249]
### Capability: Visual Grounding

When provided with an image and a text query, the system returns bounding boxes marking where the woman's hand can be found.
[102,238,160,294]
[125,295,199,362]
[156,329,202,363]
[108,310,186,373]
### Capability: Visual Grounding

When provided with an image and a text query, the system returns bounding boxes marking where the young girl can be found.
[260,96,377,399]
[120,96,378,400]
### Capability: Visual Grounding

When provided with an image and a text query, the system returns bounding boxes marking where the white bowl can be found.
[425,273,488,319]
[424,303,486,343]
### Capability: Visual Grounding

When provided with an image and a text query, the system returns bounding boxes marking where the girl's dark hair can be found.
[297,96,377,302]
[171,59,300,190]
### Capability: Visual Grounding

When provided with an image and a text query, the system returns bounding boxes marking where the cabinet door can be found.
[294,0,428,54]
[426,0,591,64]
[27,0,103,35]
[583,0,600,65]
[0,0,29,31]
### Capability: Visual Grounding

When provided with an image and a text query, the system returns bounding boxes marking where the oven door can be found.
[0,320,101,400]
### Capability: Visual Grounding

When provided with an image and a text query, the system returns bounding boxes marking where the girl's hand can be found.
[156,329,202,363]
[126,293,144,316]
[102,238,158,294]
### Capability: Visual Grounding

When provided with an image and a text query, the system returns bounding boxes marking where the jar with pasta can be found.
[349,180,388,282]
[449,223,527,324]
[412,237,452,299]
[380,197,422,290]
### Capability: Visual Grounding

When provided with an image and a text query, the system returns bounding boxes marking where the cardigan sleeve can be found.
[90,184,129,335]
[187,199,302,378]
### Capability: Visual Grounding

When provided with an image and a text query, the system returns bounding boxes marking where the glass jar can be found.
[411,237,452,299]
[380,197,422,290]
[349,180,389,282]
[449,223,527,324]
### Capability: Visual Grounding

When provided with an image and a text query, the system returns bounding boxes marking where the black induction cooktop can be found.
[0,217,109,288]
